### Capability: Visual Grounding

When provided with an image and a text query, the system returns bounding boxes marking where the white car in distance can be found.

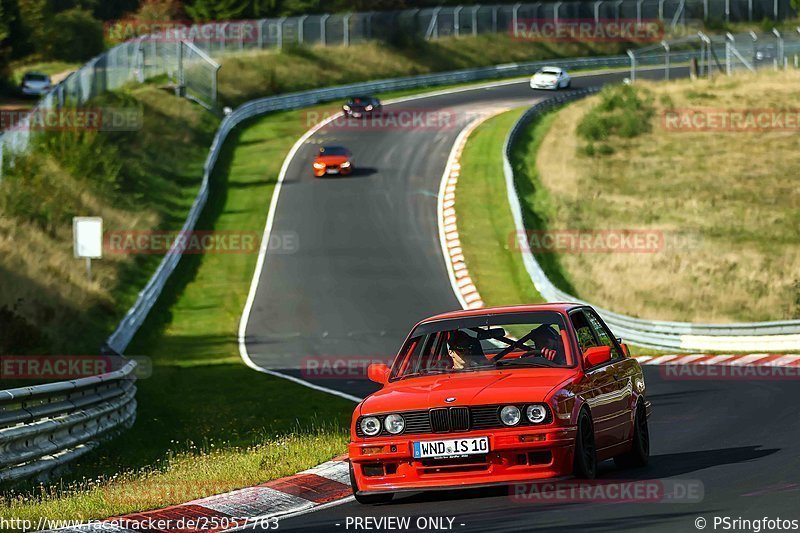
[530,67,571,90]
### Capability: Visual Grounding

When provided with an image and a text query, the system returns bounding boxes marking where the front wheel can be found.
[349,463,394,504]
[614,401,650,468]
[573,409,597,479]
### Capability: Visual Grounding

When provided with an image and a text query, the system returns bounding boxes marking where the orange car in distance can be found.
[313,145,353,177]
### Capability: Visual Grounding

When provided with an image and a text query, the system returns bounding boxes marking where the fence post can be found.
[277,17,287,49]
[177,40,184,95]
[774,0,778,19]
[492,6,498,33]
[662,40,671,79]
[298,15,307,44]
[512,3,521,36]
[595,1,603,23]
[554,2,562,24]
[773,28,784,68]
[320,14,330,45]
[343,14,352,46]
[703,0,708,20]
[432,7,442,39]
[637,0,644,24]
[615,0,624,20]
[472,6,479,36]
[725,32,733,75]
[725,0,730,22]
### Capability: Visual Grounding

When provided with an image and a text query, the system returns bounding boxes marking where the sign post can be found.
[73,217,103,282]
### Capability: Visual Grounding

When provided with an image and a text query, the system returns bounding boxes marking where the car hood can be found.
[316,155,350,165]
[360,369,577,414]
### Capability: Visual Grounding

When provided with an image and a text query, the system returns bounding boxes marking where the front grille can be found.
[356,403,552,437]
[449,406,470,431]
[430,408,450,432]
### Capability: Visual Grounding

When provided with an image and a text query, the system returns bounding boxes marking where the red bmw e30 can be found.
[348,303,651,504]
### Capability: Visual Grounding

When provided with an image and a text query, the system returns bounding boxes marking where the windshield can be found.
[24,73,49,82]
[390,311,573,380]
[319,146,348,156]
[348,97,373,105]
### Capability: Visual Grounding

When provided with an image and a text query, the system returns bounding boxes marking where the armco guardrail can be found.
[503,93,800,352]
[0,359,137,482]
[105,54,638,354]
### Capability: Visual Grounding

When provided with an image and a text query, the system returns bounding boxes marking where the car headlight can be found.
[500,405,521,426]
[313,162,325,169]
[384,414,405,434]
[526,404,548,424]
[360,416,381,436]
[365,105,373,111]
[340,161,351,168]
[343,105,350,111]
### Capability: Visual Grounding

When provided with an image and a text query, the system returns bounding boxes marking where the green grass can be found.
[455,107,674,358]
[217,34,652,107]
[455,108,544,307]
[1,104,356,520]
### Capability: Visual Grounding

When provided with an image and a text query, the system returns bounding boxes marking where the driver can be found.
[447,330,489,370]
[530,324,565,364]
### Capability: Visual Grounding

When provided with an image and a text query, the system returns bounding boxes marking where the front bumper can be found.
[313,165,352,177]
[349,425,576,494]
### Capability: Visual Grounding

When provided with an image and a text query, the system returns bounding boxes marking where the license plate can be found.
[326,168,340,174]
[413,437,489,459]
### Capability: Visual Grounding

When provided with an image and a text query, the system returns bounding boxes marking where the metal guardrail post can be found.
[628,49,637,82]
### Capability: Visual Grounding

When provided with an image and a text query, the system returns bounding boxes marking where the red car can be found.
[313,145,353,177]
[349,304,650,504]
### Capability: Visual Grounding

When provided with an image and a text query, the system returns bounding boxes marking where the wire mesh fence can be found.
[1,0,798,181]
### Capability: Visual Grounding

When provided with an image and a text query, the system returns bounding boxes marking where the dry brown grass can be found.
[534,69,800,322]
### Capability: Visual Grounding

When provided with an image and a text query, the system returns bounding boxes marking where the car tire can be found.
[349,463,394,505]
[614,401,650,468]
[573,409,597,479]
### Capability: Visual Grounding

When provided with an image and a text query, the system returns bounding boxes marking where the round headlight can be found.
[384,414,405,434]
[360,416,381,436]
[526,404,547,424]
[500,405,521,426]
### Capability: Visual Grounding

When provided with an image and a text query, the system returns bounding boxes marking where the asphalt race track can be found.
[275,368,800,532]
[242,67,687,400]
[234,66,800,532]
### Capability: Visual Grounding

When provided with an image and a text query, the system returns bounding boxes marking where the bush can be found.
[577,84,654,155]
[41,9,104,62]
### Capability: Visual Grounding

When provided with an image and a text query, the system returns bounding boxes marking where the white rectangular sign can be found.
[73,217,103,259]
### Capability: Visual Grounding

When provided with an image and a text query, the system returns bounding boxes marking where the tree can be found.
[42,7,104,61]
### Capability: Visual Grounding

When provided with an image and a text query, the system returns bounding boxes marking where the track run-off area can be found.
[236,67,800,532]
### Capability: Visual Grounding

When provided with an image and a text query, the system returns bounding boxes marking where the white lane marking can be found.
[300,460,350,485]
[766,354,800,366]
[644,354,680,365]
[193,485,314,517]
[699,354,735,366]
[727,353,770,365]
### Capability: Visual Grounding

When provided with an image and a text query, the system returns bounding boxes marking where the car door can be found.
[583,309,633,447]
[568,309,620,451]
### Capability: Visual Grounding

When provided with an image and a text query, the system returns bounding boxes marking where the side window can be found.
[585,311,622,359]
[569,311,599,353]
